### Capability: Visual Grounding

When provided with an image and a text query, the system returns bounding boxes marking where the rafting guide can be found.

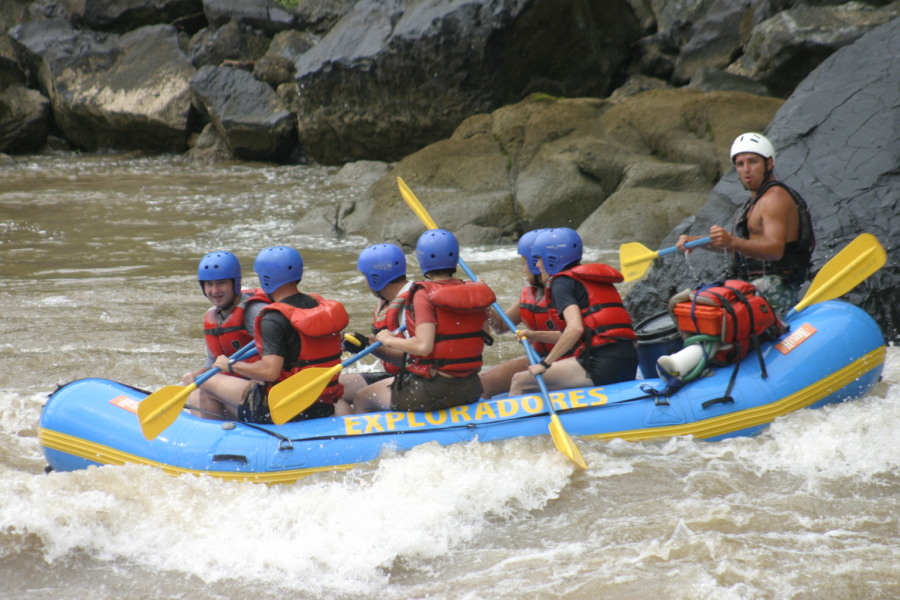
[676,132,815,315]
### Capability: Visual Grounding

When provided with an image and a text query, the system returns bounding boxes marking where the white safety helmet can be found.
[730,132,776,164]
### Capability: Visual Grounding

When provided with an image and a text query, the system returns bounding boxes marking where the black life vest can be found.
[731,180,815,283]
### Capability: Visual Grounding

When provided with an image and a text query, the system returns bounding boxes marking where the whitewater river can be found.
[1,153,897,599]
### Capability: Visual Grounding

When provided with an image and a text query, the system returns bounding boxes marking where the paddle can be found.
[619,237,712,282]
[267,326,406,425]
[137,341,258,440]
[397,177,587,469]
[784,233,885,320]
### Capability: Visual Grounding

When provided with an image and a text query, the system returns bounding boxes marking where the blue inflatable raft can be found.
[39,300,885,484]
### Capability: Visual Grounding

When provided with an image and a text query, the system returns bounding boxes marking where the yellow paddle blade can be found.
[267,364,342,425]
[792,233,886,314]
[397,177,439,230]
[137,383,197,440]
[619,242,660,282]
[549,414,587,469]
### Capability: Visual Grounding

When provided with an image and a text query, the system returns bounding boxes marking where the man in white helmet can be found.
[676,132,815,312]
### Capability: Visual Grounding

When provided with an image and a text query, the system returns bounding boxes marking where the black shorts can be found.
[390,371,483,412]
[580,340,639,386]
[238,383,335,424]
[360,371,394,386]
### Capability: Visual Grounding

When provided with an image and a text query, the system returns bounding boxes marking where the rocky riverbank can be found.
[1,0,897,338]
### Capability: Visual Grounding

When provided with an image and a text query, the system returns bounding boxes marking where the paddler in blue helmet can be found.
[479,228,576,398]
[182,251,268,419]
[352,229,496,413]
[509,228,638,395]
[334,243,411,416]
[210,246,349,423]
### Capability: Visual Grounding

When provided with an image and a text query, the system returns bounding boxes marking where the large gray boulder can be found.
[187,20,271,68]
[9,20,195,152]
[727,1,900,97]
[291,0,643,164]
[61,0,204,33]
[190,65,297,162]
[201,0,297,34]
[0,83,50,153]
[625,17,900,341]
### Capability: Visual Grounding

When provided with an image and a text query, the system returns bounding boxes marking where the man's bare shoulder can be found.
[755,183,795,213]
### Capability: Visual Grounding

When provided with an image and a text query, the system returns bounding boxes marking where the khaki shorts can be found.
[390,372,483,412]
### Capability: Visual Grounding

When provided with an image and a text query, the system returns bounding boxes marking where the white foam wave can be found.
[0,438,574,596]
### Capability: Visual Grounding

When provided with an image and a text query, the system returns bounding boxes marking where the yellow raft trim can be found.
[39,346,885,483]
[37,428,354,485]
[584,345,886,443]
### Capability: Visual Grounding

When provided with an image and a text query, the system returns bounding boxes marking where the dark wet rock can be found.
[625,17,900,341]
[670,0,774,85]
[727,2,900,97]
[9,20,194,152]
[0,35,25,90]
[188,20,271,68]
[252,54,295,88]
[285,0,357,33]
[651,0,718,32]
[201,0,298,35]
[0,83,50,153]
[62,0,204,34]
[190,64,297,162]
[0,0,34,34]
[630,20,694,80]
[186,121,231,162]
[687,68,769,95]
[263,29,319,67]
[291,0,643,164]
[4,0,893,168]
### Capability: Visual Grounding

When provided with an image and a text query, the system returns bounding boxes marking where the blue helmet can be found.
[533,228,582,275]
[357,243,406,291]
[416,229,459,275]
[517,229,548,275]
[197,251,241,295]
[253,246,303,294]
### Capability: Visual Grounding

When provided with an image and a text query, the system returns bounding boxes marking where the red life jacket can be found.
[405,279,496,378]
[518,284,571,358]
[203,288,269,372]
[370,286,410,375]
[669,279,787,365]
[254,293,349,403]
[548,263,636,357]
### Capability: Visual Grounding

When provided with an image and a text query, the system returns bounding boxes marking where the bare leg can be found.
[509,356,593,395]
[192,374,253,420]
[479,356,529,398]
[333,399,353,416]
[353,377,394,413]
[338,372,369,406]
